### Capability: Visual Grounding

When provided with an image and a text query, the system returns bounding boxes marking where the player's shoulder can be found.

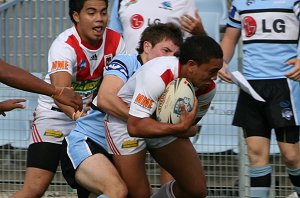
[50,27,77,52]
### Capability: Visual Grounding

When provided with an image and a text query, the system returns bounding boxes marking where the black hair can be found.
[178,35,223,65]
[69,0,109,24]
[136,23,183,54]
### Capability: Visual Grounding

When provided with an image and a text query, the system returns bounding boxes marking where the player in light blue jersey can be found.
[219,1,300,197]
[60,22,183,198]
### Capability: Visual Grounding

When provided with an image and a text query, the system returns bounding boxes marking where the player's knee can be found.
[18,187,45,198]
[104,179,128,198]
[282,151,300,167]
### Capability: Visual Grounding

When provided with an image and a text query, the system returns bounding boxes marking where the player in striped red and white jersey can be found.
[219,1,300,197]
[11,1,126,198]
[105,35,223,198]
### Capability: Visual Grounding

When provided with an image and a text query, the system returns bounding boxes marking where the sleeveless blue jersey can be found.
[228,0,300,80]
[74,54,142,148]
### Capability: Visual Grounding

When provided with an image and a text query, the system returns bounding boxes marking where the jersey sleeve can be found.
[129,72,165,118]
[227,0,242,29]
[194,81,216,124]
[108,0,124,35]
[103,55,133,83]
[47,39,75,76]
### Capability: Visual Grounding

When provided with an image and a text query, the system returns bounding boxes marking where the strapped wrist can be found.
[51,86,65,99]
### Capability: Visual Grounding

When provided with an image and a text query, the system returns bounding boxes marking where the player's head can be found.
[69,0,108,46]
[179,35,223,89]
[136,23,183,61]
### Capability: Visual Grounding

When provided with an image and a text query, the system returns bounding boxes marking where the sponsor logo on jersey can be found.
[159,1,173,10]
[105,61,129,78]
[51,61,69,71]
[72,79,100,96]
[44,129,63,138]
[130,14,144,29]
[134,93,154,109]
[104,54,113,65]
[122,139,139,148]
[125,0,138,7]
[79,60,87,70]
[90,54,98,61]
[243,16,257,37]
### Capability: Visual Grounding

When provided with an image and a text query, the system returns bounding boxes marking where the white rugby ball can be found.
[156,78,195,124]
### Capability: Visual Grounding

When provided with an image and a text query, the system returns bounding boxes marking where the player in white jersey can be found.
[109,0,206,54]
[10,1,126,198]
[0,60,82,116]
[218,1,300,197]
[109,0,208,184]
[105,35,223,198]
[60,22,183,198]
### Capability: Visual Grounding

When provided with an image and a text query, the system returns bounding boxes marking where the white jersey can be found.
[109,0,197,54]
[38,26,126,110]
[105,56,215,155]
[117,56,215,120]
[31,26,126,144]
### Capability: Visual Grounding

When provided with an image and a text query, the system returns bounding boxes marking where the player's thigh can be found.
[149,138,206,189]
[75,153,124,195]
[112,149,151,196]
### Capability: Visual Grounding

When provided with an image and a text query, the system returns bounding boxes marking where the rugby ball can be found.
[156,78,195,124]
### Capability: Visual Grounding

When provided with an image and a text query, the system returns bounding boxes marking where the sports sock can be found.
[150,180,176,198]
[250,165,272,198]
[287,167,300,196]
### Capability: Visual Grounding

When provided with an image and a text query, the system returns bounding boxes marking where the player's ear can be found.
[186,60,197,74]
[72,11,80,23]
[143,41,151,53]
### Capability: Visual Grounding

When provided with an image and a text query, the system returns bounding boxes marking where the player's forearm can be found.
[127,116,189,138]
[98,97,129,122]
[0,60,56,96]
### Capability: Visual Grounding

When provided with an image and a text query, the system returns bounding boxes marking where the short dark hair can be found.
[69,0,109,24]
[136,23,183,54]
[178,35,223,65]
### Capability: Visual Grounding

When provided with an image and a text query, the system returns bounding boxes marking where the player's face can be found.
[189,58,222,89]
[145,39,179,61]
[73,0,108,47]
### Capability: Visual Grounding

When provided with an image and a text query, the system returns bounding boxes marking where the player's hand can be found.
[285,58,300,81]
[218,62,233,83]
[52,87,83,111]
[180,11,205,35]
[0,99,26,113]
[177,97,198,132]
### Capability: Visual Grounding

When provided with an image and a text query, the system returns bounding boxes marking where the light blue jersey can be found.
[228,0,300,80]
[71,54,143,149]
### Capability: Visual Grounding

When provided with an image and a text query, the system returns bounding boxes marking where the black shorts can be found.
[233,79,300,143]
[27,142,62,173]
[60,137,112,189]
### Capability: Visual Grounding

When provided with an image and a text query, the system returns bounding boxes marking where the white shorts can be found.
[105,115,177,155]
[30,105,75,145]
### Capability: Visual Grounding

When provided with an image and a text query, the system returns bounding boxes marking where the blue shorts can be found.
[60,132,112,189]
